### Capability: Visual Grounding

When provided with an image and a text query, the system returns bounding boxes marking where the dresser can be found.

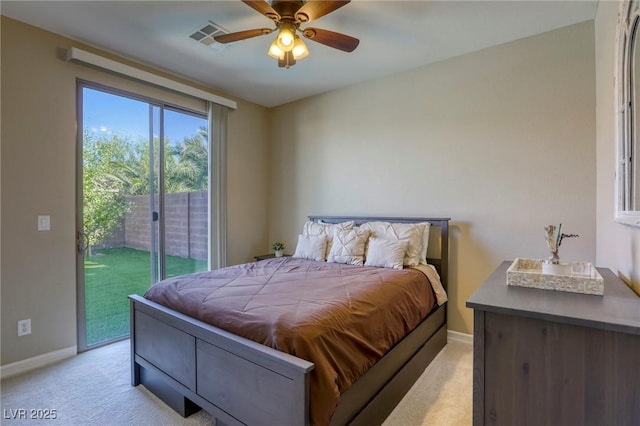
[466,261,640,426]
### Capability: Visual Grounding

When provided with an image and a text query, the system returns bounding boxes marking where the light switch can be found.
[37,215,50,231]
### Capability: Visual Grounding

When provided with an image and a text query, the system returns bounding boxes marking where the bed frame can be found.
[129,216,449,426]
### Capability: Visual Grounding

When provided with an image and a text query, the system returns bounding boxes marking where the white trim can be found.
[66,47,237,110]
[0,346,77,380]
[447,330,473,345]
[614,0,640,227]
[615,211,640,226]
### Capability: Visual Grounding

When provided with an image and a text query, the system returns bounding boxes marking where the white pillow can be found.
[303,220,355,236]
[364,238,409,270]
[360,222,427,267]
[327,228,371,266]
[418,222,431,265]
[293,234,328,261]
[302,220,355,258]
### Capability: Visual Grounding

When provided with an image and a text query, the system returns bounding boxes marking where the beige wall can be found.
[268,22,597,334]
[0,17,270,365]
[595,1,640,294]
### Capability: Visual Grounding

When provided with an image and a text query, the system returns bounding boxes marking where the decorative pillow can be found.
[360,221,427,266]
[418,222,431,265]
[302,220,355,258]
[293,234,328,261]
[303,220,355,236]
[364,238,409,270]
[327,228,371,266]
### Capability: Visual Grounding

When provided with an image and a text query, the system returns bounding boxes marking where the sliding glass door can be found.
[77,83,208,349]
[162,108,211,278]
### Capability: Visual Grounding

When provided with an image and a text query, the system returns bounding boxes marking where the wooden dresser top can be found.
[466,261,640,336]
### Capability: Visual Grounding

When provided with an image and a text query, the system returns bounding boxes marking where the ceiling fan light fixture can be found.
[278,51,296,69]
[223,0,359,69]
[276,23,296,52]
[268,40,285,59]
[292,36,309,60]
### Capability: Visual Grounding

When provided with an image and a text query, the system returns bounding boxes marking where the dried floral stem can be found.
[544,223,579,261]
[555,223,563,250]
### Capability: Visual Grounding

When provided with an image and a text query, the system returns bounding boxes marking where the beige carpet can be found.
[383,340,472,426]
[1,340,471,425]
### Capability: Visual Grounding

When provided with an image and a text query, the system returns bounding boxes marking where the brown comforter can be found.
[144,257,436,426]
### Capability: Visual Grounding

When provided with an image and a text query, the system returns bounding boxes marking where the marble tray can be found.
[506,258,604,295]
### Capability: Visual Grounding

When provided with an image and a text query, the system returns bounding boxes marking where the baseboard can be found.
[447,330,473,345]
[0,346,77,380]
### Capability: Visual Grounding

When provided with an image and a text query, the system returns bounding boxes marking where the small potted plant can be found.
[272,242,285,257]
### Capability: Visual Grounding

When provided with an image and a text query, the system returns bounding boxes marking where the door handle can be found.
[77,231,89,254]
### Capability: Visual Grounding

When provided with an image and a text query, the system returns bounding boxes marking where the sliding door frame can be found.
[75,80,210,351]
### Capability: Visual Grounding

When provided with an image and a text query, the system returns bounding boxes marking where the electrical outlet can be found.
[37,215,50,231]
[18,319,31,336]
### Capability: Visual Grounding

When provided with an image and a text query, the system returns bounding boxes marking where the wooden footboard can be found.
[130,295,314,426]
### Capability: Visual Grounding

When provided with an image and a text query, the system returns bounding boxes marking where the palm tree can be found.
[107,140,152,196]
[169,127,208,191]
[107,127,209,195]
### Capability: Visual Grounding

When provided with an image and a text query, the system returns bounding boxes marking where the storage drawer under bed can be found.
[197,339,306,425]
[134,310,196,391]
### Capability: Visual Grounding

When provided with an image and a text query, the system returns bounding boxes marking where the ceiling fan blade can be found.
[295,1,350,23]
[242,0,280,21]
[214,28,273,44]
[302,28,359,52]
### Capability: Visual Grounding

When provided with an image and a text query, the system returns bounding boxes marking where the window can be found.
[616,0,640,226]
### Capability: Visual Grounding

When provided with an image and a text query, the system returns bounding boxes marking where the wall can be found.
[595,1,640,294]
[268,22,597,334]
[1,17,270,366]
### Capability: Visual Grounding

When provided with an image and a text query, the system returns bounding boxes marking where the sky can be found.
[82,87,207,145]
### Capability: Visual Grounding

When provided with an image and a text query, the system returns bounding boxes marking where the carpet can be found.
[1,340,471,425]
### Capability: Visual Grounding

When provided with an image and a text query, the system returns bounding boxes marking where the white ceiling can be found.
[1,1,598,107]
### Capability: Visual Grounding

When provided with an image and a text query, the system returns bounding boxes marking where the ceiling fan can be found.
[214,0,359,68]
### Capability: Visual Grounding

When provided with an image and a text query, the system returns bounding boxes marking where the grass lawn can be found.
[85,247,207,346]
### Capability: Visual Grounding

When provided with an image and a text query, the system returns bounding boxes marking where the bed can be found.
[129,216,449,426]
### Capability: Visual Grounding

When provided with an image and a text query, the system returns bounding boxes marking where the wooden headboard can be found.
[308,216,450,290]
